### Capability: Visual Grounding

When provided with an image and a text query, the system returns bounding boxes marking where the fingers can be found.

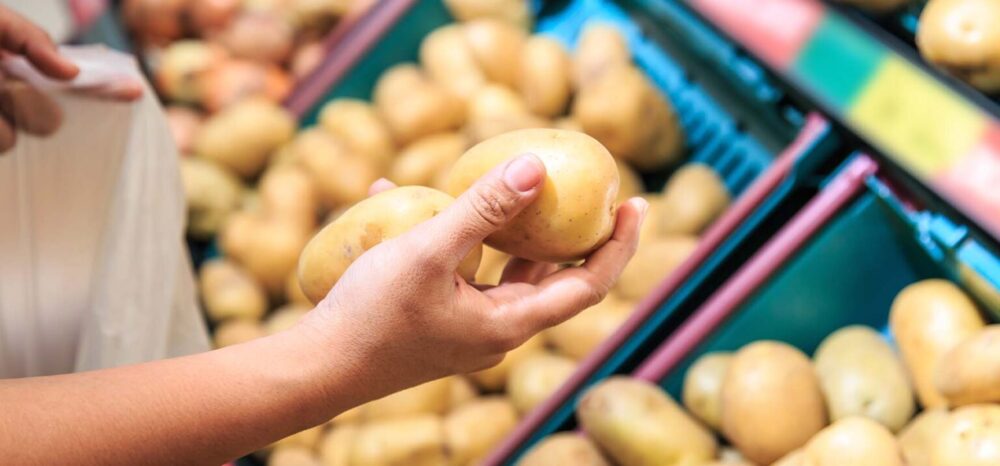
[0,79,61,135]
[0,7,79,80]
[69,76,144,102]
[0,111,15,153]
[367,178,397,197]
[418,154,545,266]
[499,197,647,334]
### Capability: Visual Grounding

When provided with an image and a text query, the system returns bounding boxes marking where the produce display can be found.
[519,279,998,466]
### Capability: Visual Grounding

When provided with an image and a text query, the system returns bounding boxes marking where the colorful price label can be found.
[936,125,1000,237]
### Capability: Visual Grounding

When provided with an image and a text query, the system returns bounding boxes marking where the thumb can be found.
[423,153,546,264]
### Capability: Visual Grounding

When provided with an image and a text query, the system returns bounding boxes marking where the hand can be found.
[299,154,647,399]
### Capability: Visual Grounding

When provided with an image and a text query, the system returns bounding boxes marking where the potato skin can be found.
[519,36,572,118]
[444,397,519,466]
[350,415,448,466]
[543,296,631,360]
[179,157,245,239]
[199,259,267,323]
[935,325,1000,406]
[917,0,1000,93]
[682,352,732,431]
[373,64,465,145]
[360,378,451,421]
[464,19,526,88]
[420,25,486,101]
[813,325,915,432]
[297,186,482,304]
[657,164,730,236]
[722,341,827,465]
[445,128,619,263]
[802,416,905,466]
[507,352,577,414]
[194,98,295,179]
[889,279,985,408]
[573,23,630,88]
[931,404,1000,466]
[318,99,395,172]
[578,376,717,466]
[898,408,948,466]
[518,433,611,466]
[615,235,697,301]
[389,132,467,187]
[469,334,545,391]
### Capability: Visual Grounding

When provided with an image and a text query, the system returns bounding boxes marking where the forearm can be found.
[0,323,368,465]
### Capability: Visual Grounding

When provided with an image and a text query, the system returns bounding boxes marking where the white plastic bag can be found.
[0,46,209,378]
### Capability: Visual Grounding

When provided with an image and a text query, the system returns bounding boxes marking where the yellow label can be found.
[848,57,987,176]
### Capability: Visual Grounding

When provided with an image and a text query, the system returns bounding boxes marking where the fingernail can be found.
[504,154,545,192]
[635,197,650,220]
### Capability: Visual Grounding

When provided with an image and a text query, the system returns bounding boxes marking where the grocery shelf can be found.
[681,0,1000,243]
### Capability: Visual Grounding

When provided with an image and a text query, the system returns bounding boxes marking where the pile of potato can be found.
[520,278,999,466]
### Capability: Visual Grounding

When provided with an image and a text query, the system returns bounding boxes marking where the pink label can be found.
[689,0,825,69]
[936,125,1000,238]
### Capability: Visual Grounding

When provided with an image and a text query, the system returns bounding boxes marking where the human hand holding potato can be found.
[296,154,646,403]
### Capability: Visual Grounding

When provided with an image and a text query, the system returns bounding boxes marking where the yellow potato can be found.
[475,245,511,286]
[931,404,1000,466]
[544,296,632,360]
[443,0,531,29]
[350,415,447,466]
[194,98,296,179]
[552,116,583,132]
[292,129,381,210]
[272,424,324,451]
[682,352,733,431]
[519,36,572,118]
[813,325,915,432]
[464,19,526,87]
[444,396,519,466]
[469,333,545,391]
[258,165,319,231]
[179,157,244,239]
[373,64,465,144]
[898,408,948,466]
[445,128,619,262]
[577,376,717,466]
[212,318,266,348]
[722,341,827,465]
[264,304,310,335]
[420,25,487,101]
[615,235,698,301]
[772,450,804,466]
[935,325,1000,406]
[268,446,321,466]
[657,164,730,236]
[221,213,312,296]
[573,23,630,89]
[297,186,482,304]
[199,258,268,322]
[507,352,577,414]
[447,376,479,410]
[917,0,1000,93]
[889,279,985,408]
[802,417,904,466]
[318,99,395,172]
[361,378,451,421]
[318,424,358,466]
[616,159,643,203]
[574,65,683,171]
[389,132,467,187]
[638,194,662,243]
[285,271,312,307]
[518,433,610,466]
[155,40,226,104]
[468,83,533,120]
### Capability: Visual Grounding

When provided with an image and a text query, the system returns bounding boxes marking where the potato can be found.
[519,37,572,118]
[268,447,321,466]
[443,0,531,29]
[201,60,293,113]
[544,296,632,360]
[475,246,511,286]
[578,376,717,466]
[574,65,684,171]
[469,334,545,391]
[221,213,312,296]
[444,397,519,466]
[373,64,465,144]
[518,433,610,466]
[772,450,804,466]
[834,0,908,12]
[194,98,296,179]
[682,352,733,431]
[657,164,730,236]
[917,0,1000,93]
[931,404,1000,466]
[573,24,630,88]
[447,376,479,410]
[420,25,487,101]
[319,424,358,466]
[350,415,447,466]
[362,378,451,421]
[468,84,533,121]
[464,19,527,87]
[802,417,904,466]
[615,235,697,301]
[286,272,313,307]
[389,132,467,187]
[217,11,293,64]
[813,325,915,432]
[616,159,643,202]
[199,259,268,322]
[297,186,482,304]
[935,325,1000,406]
[212,318,266,348]
[722,341,827,465]
[318,99,395,172]
[552,117,583,132]
[264,305,310,335]
[258,165,319,231]
[898,408,948,466]
[272,424,324,451]
[445,128,619,262]
[155,40,226,104]
[292,129,381,210]
[165,106,203,154]
[507,352,577,414]
[638,194,663,243]
[889,279,985,408]
[179,157,244,239]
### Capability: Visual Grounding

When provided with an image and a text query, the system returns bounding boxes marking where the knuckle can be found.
[470,183,513,229]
